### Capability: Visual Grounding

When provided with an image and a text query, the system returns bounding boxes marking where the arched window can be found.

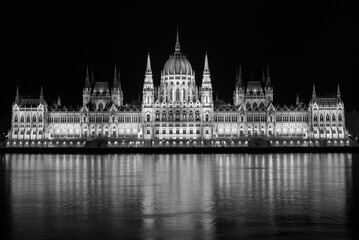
[320,114,324,121]
[183,89,186,102]
[332,114,336,121]
[146,114,150,122]
[14,115,18,122]
[98,103,103,111]
[32,115,36,122]
[176,89,180,102]
[269,115,273,122]
[39,115,42,122]
[162,110,167,120]
[26,115,30,122]
[326,114,330,121]
[205,114,209,122]
[338,114,342,121]
[259,102,264,108]
[253,102,257,109]
[246,102,251,109]
[240,115,244,122]
[20,115,24,122]
[112,115,115,123]
[83,116,86,122]
[314,115,318,121]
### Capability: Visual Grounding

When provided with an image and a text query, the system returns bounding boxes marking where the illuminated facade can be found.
[7,30,349,147]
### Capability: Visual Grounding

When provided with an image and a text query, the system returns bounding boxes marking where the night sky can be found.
[3,1,358,120]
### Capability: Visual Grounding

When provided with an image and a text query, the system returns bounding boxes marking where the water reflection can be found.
[1,153,358,239]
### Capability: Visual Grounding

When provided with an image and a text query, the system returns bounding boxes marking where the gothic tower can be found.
[201,52,213,106]
[111,65,123,106]
[142,52,155,139]
[82,66,91,105]
[264,64,273,105]
[233,65,244,106]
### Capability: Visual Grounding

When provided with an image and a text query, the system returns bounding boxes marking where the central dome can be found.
[163,54,192,75]
[162,28,193,76]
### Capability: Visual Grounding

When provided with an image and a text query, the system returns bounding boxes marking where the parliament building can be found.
[7,30,350,147]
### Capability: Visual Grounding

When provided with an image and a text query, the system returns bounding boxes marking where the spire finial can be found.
[15,85,19,104]
[296,93,300,105]
[262,69,265,83]
[312,84,316,98]
[90,68,94,85]
[57,94,61,106]
[118,67,122,91]
[146,51,152,75]
[266,64,271,87]
[113,65,118,87]
[203,52,210,75]
[85,65,90,88]
[39,85,44,103]
[337,84,341,98]
[235,69,238,88]
[175,26,181,53]
[238,64,243,87]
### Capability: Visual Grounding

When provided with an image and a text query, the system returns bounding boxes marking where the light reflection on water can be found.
[1,153,358,239]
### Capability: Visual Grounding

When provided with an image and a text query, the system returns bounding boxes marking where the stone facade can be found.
[7,30,350,147]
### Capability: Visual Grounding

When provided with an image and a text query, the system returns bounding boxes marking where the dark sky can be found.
[3,0,358,118]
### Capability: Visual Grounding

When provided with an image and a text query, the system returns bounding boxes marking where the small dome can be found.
[163,54,192,75]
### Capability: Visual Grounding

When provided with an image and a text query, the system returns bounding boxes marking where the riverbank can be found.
[1,146,359,154]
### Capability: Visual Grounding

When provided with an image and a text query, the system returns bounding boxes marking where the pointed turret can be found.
[238,65,243,88]
[266,64,271,87]
[296,93,300,106]
[15,85,19,104]
[174,26,181,53]
[337,84,341,98]
[90,68,94,86]
[312,84,316,99]
[113,65,118,88]
[203,52,210,75]
[142,51,154,106]
[201,52,213,105]
[117,68,122,91]
[39,85,44,103]
[85,65,90,88]
[262,69,265,84]
[145,51,152,76]
[57,94,61,106]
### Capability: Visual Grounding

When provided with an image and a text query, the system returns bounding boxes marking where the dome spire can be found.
[174,26,181,53]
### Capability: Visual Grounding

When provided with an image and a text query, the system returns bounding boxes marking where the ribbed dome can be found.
[163,54,192,75]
